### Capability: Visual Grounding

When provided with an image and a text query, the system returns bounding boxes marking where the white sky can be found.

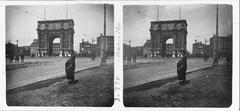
[6,4,114,52]
[123,4,232,53]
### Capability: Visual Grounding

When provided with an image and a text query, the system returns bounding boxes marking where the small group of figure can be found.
[127,55,137,63]
[9,53,25,63]
[100,54,107,66]
[203,53,209,62]
[90,53,96,61]
[65,51,78,85]
[212,50,219,67]
[177,50,189,85]
[100,50,108,66]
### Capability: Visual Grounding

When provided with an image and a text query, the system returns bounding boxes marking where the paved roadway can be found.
[6,57,113,90]
[124,57,225,89]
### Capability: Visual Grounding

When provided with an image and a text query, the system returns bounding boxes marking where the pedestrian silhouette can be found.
[177,51,188,85]
[65,50,78,85]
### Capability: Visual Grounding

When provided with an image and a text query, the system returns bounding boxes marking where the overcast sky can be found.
[6,4,114,52]
[123,4,232,53]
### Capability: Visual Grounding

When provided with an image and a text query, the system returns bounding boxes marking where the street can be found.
[7,64,114,106]
[124,62,232,107]
[124,57,224,89]
[6,57,113,90]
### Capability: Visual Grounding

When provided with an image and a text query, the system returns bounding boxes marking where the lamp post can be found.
[16,40,18,47]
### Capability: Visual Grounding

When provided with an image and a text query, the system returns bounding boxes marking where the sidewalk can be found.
[6,57,113,90]
[124,63,232,107]
[124,58,225,89]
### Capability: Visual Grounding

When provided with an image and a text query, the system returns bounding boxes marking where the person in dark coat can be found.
[9,55,14,63]
[20,53,25,63]
[212,50,219,67]
[100,50,107,66]
[65,59,74,84]
[132,54,137,63]
[177,51,187,85]
[127,56,132,63]
[15,54,19,63]
[65,50,77,85]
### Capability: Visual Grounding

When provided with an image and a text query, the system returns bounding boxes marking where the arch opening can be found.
[162,38,174,57]
[49,36,60,56]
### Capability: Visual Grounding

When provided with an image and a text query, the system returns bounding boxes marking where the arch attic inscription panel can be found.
[37,19,74,56]
[149,20,188,57]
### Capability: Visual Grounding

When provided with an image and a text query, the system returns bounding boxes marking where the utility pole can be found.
[104,4,106,37]
[44,5,46,20]
[16,40,18,47]
[92,37,94,44]
[104,4,106,51]
[179,5,181,20]
[205,38,207,45]
[204,38,207,53]
[103,4,107,57]
[216,4,219,54]
[66,4,68,19]
[213,4,219,66]
[157,5,159,21]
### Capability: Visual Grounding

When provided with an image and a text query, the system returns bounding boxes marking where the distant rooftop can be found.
[38,19,74,24]
[151,19,187,24]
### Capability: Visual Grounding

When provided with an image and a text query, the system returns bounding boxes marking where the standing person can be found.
[127,56,132,63]
[20,53,25,63]
[100,50,107,66]
[133,54,137,63]
[205,53,209,62]
[91,51,96,61]
[65,50,78,85]
[177,51,188,85]
[9,54,14,63]
[212,50,219,67]
[203,53,206,61]
[15,54,19,63]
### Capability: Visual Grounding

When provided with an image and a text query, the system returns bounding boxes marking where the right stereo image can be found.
[123,4,232,107]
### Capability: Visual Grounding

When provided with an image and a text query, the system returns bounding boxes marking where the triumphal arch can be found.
[37,19,74,57]
[149,20,188,57]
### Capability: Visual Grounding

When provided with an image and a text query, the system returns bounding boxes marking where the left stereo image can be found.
[6,4,114,106]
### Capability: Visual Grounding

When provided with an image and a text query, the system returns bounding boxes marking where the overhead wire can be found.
[125,7,157,21]
[9,6,44,20]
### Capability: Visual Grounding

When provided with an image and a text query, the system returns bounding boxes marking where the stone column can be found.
[181,31,184,50]
[172,32,176,57]
[158,32,162,57]
[44,30,48,56]
[68,29,71,50]
[59,29,63,57]
[37,30,41,57]
[150,32,154,58]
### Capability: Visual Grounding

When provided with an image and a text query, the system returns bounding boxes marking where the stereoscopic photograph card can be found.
[0,0,239,111]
